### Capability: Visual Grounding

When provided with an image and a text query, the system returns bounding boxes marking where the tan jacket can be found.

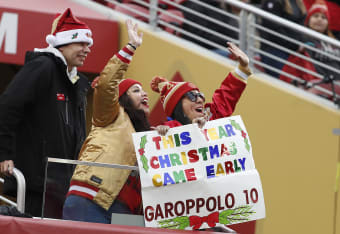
[71,55,137,210]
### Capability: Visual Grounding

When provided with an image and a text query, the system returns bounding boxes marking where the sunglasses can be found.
[185,91,205,102]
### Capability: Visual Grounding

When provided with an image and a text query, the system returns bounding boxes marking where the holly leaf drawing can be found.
[219,206,255,225]
[219,209,234,225]
[140,155,149,173]
[244,138,250,152]
[140,135,147,149]
[158,216,190,230]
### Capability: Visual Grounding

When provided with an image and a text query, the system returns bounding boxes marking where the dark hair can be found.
[119,93,150,132]
[171,98,191,125]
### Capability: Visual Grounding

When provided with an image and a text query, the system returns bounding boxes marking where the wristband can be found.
[128,43,137,50]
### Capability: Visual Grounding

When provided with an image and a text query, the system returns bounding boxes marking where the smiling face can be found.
[181,90,205,122]
[308,12,328,34]
[126,84,150,115]
[58,42,91,70]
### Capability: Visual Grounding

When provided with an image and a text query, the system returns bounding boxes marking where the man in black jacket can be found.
[0,8,92,217]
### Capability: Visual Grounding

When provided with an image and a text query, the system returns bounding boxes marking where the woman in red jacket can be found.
[151,42,251,130]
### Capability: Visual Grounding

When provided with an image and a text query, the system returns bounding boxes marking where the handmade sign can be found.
[132,115,265,230]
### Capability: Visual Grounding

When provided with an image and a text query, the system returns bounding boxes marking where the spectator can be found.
[151,42,251,129]
[181,0,247,51]
[62,20,150,224]
[303,0,340,39]
[280,0,340,98]
[0,8,92,217]
[304,0,340,80]
[260,0,306,78]
[150,43,254,234]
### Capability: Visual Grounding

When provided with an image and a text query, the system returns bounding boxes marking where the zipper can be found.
[65,96,69,125]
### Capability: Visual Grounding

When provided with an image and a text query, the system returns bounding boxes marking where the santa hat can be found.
[150,76,199,116]
[305,0,330,26]
[46,8,93,47]
[119,79,142,98]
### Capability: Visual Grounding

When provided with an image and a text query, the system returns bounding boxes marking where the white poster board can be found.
[132,115,265,230]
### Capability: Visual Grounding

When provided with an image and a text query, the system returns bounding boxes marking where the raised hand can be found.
[126,19,143,48]
[227,42,249,67]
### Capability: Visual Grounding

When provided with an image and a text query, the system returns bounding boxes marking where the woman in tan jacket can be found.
[62,20,149,223]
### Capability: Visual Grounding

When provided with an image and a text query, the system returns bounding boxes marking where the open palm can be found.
[227,42,249,67]
[126,19,143,48]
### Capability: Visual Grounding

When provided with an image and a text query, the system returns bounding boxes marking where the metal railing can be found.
[46,157,139,170]
[93,0,340,106]
[46,157,236,232]
[0,168,26,213]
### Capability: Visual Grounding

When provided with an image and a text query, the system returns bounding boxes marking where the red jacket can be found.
[280,51,318,84]
[280,47,340,99]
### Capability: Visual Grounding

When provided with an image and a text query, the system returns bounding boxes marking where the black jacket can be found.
[0,51,90,194]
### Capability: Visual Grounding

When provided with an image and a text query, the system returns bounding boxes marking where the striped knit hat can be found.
[46,8,93,47]
[151,76,199,116]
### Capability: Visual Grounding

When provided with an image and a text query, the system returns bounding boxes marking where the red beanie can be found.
[305,0,330,26]
[91,77,141,98]
[119,79,142,98]
[150,76,199,116]
[46,8,93,47]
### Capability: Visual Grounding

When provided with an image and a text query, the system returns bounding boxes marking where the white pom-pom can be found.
[46,34,56,47]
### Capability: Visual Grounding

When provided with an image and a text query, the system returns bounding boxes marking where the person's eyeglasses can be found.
[185,91,205,102]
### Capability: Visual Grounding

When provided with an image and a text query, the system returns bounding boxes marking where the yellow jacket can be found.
[71,54,137,210]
